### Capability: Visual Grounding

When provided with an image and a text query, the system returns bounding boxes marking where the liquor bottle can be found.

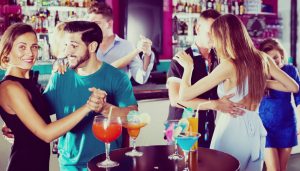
[188,2,193,13]
[40,13,47,33]
[220,0,225,14]
[172,16,179,44]
[196,0,201,13]
[234,0,239,15]
[213,0,217,10]
[224,0,229,14]
[84,0,91,7]
[177,0,183,12]
[185,1,189,13]
[230,0,235,14]
[36,14,42,33]
[65,0,70,6]
[54,11,60,26]
[192,1,197,13]
[239,0,245,15]
[201,0,207,11]
[27,0,34,6]
[60,0,66,6]
[173,0,178,12]
[216,0,221,12]
[207,0,213,9]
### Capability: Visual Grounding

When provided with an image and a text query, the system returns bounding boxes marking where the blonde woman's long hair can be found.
[211,14,268,104]
[49,22,67,59]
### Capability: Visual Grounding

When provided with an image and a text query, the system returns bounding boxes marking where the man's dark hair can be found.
[88,1,113,20]
[200,9,221,20]
[63,21,103,52]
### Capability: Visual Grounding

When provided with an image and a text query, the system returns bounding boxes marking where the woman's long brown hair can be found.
[211,14,268,104]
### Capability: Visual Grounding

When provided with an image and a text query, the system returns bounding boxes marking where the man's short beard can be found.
[69,50,90,70]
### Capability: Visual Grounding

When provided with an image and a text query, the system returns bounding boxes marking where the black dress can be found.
[0,75,51,171]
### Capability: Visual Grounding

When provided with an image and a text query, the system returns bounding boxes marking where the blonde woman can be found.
[50,22,69,74]
[174,14,298,171]
[259,38,300,171]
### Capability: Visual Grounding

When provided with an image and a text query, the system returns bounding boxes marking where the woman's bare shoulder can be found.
[0,80,26,98]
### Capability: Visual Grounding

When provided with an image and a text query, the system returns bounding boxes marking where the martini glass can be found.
[164,120,184,160]
[176,132,201,171]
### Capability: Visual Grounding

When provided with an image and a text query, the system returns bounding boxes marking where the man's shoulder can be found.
[102,62,128,78]
[115,37,133,48]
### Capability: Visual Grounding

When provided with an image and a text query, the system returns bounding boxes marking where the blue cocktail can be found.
[176,132,201,171]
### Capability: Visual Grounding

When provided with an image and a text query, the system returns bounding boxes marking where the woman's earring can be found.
[2,56,9,63]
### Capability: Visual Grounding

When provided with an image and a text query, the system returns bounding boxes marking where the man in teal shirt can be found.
[44,21,137,170]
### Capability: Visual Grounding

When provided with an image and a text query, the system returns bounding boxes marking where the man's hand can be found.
[213,94,245,117]
[136,35,152,56]
[86,87,107,113]
[2,124,14,144]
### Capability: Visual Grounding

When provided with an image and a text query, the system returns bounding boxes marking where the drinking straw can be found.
[177,103,188,109]
[195,100,211,118]
[107,106,113,123]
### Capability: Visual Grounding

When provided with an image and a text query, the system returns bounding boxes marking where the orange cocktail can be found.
[187,117,198,151]
[124,122,147,139]
[92,115,122,168]
[93,122,122,143]
[123,121,147,157]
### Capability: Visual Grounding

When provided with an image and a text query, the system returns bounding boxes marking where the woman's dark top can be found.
[0,75,51,171]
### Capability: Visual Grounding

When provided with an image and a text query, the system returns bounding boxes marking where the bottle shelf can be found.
[172,12,200,19]
[173,12,277,19]
[22,6,87,12]
[242,12,277,16]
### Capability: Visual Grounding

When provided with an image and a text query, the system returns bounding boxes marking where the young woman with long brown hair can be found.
[174,14,298,171]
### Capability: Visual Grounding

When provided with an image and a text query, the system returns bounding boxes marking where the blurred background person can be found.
[259,38,300,171]
[88,1,154,84]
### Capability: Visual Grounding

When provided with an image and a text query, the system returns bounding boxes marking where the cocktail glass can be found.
[123,121,147,157]
[92,115,122,168]
[164,120,184,160]
[176,132,201,171]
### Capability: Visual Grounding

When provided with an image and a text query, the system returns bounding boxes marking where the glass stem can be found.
[183,151,189,170]
[174,140,179,154]
[105,143,111,161]
[132,138,137,151]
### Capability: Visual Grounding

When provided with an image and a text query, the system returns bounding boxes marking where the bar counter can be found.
[133,83,168,100]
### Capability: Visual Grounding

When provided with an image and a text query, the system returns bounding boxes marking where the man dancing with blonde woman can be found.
[174,14,298,171]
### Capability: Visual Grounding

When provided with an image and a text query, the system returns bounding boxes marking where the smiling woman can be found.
[0,24,38,71]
